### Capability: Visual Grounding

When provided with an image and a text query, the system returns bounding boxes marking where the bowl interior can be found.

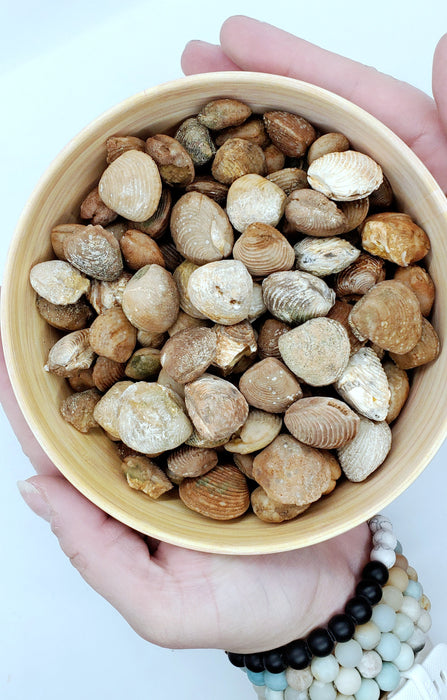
[2,72,447,554]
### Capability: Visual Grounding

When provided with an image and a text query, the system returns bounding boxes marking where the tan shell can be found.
[278,318,350,386]
[263,111,317,157]
[294,237,360,277]
[122,455,173,499]
[105,135,146,164]
[369,173,394,208]
[104,220,128,242]
[36,295,94,331]
[160,326,217,384]
[232,453,255,479]
[212,321,257,375]
[93,380,133,438]
[99,150,162,222]
[214,118,269,148]
[394,265,435,316]
[93,356,126,392]
[175,117,216,166]
[389,317,441,369]
[349,280,423,353]
[334,347,391,421]
[125,347,162,381]
[248,283,267,322]
[263,144,286,174]
[212,138,266,184]
[224,408,282,454]
[360,212,430,266]
[173,261,208,320]
[185,430,228,449]
[285,189,348,236]
[122,264,180,333]
[60,388,101,433]
[128,187,172,239]
[383,360,410,424]
[339,197,370,233]
[118,382,193,453]
[137,328,167,349]
[167,446,218,480]
[257,318,291,360]
[156,367,185,401]
[119,229,165,270]
[326,300,366,354]
[87,272,132,315]
[233,222,295,277]
[89,306,137,363]
[160,240,184,272]
[266,167,308,195]
[337,416,392,482]
[284,396,360,449]
[179,464,250,520]
[307,133,350,165]
[30,260,90,305]
[322,451,342,495]
[145,133,195,187]
[251,487,309,523]
[307,150,383,201]
[45,328,96,377]
[262,270,335,325]
[334,253,386,299]
[170,191,233,264]
[198,98,252,130]
[51,223,87,260]
[67,368,96,392]
[184,373,249,442]
[80,187,117,227]
[64,224,123,281]
[239,357,303,413]
[187,260,253,325]
[168,311,209,337]
[226,174,287,233]
[185,176,229,203]
[252,434,332,506]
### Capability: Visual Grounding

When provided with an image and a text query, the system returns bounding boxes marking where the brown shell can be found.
[122,455,174,499]
[184,373,249,442]
[160,326,217,383]
[337,416,392,482]
[393,265,435,316]
[105,135,146,164]
[262,271,335,325]
[80,186,117,227]
[198,98,252,130]
[175,117,216,166]
[349,280,423,353]
[51,223,87,260]
[167,446,218,480]
[127,187,172,239]
[159,240,184,272]
[334,253,386,299]
[307,133,350,165]
[284,396,360,449]
[89,306,137,363]
[212,321,257,375]
[119,229,165,270]
[125,347,162,381]
[214,118,269,148]
[93,355,126,392]
[263,144,286,174]
[239,357,303,413]
[212,138,266,184]
[122,264,180,333]
[179,464,250,520]
[339,197,370,233]
[383,360,410,424]
[266,167,308,195]
[389,317,441,369]
[30,260,90,305]
[326,300,366,354]
[360,212,430,266]
[285,189,347,237]
[67,368,96,392]
[185,176,229,204]
[36,295,94,331]
[60,388,101,433]
[263,111,317,157]
[369,174,394,209]
[257,318,291,360]
[233,222,295,277]
[157,367,185,402]
[226,174,287,233]
[45,328,96,377]
[145,133,195,187]
[87,272,132,315]
[251,487,310,523]
[64,224,123,282]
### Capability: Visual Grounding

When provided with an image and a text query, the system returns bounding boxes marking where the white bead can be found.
[370,547,396,569]
[311,656,340,683]
[335,640,363,668]
[356,651,382,679]
[309,680,337,700]
[285,689,307,700]
[372,530,397,550]
[393,643,414,672]
[336,695,355,700]
[368,515,392,533]
[381,586,404,612]
[254,686,267,699]
[286,668,313,691]
[407,627,426,652]
[335,668,362,696]
[417,610,432,633]
[266,689,285,700]
[354,622,381,651]
[400,596,421,623]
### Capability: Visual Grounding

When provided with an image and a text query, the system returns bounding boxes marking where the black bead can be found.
[345,595,373,624]
[264,649,287,673]
[362,561,389,586]
[227,652,245,667]
[284,639,312,669]
[307,627,334,657]
[328,613,356,643]
[244,653,265,673]
[356,579,383,605]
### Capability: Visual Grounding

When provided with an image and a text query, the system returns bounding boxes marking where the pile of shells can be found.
[30,98,440,524]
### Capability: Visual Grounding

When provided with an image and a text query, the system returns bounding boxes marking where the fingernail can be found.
[17,480,52,522]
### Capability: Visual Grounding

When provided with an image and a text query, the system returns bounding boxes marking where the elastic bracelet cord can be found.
[226,514,432,700]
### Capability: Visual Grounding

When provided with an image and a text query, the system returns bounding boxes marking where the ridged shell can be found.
[184,373,249,442]
[160,240,184,272]
[360,212,430,266]
[369,173,394,208]
[184,430,228,448]
[337,416,392,482]
[160,326,217,383]
[185,176,228,204]
[187,260,253,325]
[252,434,332,506]
[87,272,132,315]
[257,318,291,360]
[80,187,117,227]
[170,191,233,264]
[120,229,165,270]
[212,321,257,375]
[136,328,167,349]
[211,138,266,184]
[285,189,348,236]
[128,187,172,239]
[51,223,87,260]
[167,446,218,480]
[394,265,435,316]
[239,357,303,413]
[307,133,350,165]
[278,318,350,386]
[284,396,360,449]
[263,111,317,157]
[179,464,250,520]
[307,150,383,201]
[125,348,162,381]
[175,117,216,166]
[44,329,96,377]
[251,487,310,523]
[122,264,180,333]
[233,222,295,277]
[172,260,208,319]
[64,224,123,282]
[383,360,410,424]
[105,136,146,164]
[334,347,390,421]
[226,174,287,233]
[263,270,335,325]
[339,197,370,232]
[30,260,90,305]
[60,388,101,433]
[93,356,126,392]
[334,253,385,299]
[294,237,360,277]
[122,454,173,499]
[35,295,94,331]
[224,408,282,454]
[145,133,195,187]
[389,317,440,369]
[326,300,366,354]
[98,150,162,222]
[198,98,252,130]
[89,306,137,363]
[349,280,423,353]
[266,167,308,195]
[248,282,267,322]
[118,382,193,453]
[93,380,133,439]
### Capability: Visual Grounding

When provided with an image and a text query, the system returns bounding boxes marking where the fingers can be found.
[433,34,447,135]
[181,40,240,74]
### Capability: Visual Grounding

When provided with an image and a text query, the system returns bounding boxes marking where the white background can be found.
[1,1,447,698]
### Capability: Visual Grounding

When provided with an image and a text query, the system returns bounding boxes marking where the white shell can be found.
[187,260,253,325]
[337,416,392,482]
[226,174,287,233]
[93,380,133,438]
[248,282,267,322]
[30,260,90,305]
[224,408,282,454]
[262,270,335,324]
[294,237,360,277]
[307,150,383,202]
[99,150,162,221]
[334,347,391,421]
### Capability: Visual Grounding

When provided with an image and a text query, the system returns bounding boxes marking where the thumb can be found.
[433,33,447,136]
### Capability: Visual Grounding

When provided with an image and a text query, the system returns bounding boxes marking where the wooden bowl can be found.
[2,73,447,554]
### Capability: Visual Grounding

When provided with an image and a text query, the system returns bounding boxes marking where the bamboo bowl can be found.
[2,73,447,554]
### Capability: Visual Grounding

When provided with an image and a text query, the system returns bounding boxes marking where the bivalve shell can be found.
[93,356,126,392]
[257,318,291,359]
[125,347,162,381]
[167,446,218,480]
[226,174,287,233]
[60,388,101,433]
[266,167,308,195]
[233,222,295,277]
[80,187,117,227]
[179,464,250,521]
[128,187,172,239]
[44,328,96,377]
[360,212,430,266]
[263,110,317,157]
[294,237,360,277]
[122,455,173,499]
[383,360,410,424]
[248,282,267,322]
[197,98,252,130]
[339,197,370,232]
[224,408,282,454]
[251,487,310,523]
[239,357,303,413]
[285,189,347,236]
[326,300,366,354]
[159,240,184,272]
[105,135,146,164]
[211,138,266,184]
[51,223,87,260]
[262,270,335,324]
[214,118,269,148]
[394,265,435,316]
[30,260,90,305]
[173,260,208,319]
[334,347,391,421]
[64,224,123,281]
[389,317,441,369]
[35,295,94,331]
[93,380,133,439]
[89,306,137,363]
[187,260,253,325]
[119,229,165,270]
[160,326,217,383]
[168,311,209,337]
[145,133,195,187]
[337,416,392,482]
[284,396,360,449]
[263,144,286,174]
[122,264,180,333]
[185,175,228,203]
[307,150,383,201]
[87,272,132,315]
[307,132,350,165]
[212,321,257,375]
[184,373,249,442]
[98,150,162,222]
[175,117,216,166]
[334,253,385,299]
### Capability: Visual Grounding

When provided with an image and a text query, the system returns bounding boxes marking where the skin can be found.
[3,15,447,655]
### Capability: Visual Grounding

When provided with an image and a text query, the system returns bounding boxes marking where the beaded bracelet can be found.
[226,514,432,700]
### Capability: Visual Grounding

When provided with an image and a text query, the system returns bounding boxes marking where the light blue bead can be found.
[393,612,414,642]
[311,655,339,683]
[248,669,266,686]
[393,643,414,672]
[334,640,363,668]
[375,632,401,661]
[264,670,288,691]
[371,604,396,633]
[375,662,401,691]
[309,680,337,700]
[395,540,403,554]
[355,678,380,700]
[404,580,423,600]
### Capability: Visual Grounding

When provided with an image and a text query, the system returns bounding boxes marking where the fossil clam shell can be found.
[263,144,286,174]
[122,455,173,499]
[285,189,348,237]
[389,317,441,369]
[87,272,132,315]
[119,229,165,270]
[198,98,252,130]
[92,356,126,392]
[175,117,216,166]
[187,260,253,325]
[211,138,266,184]
[339,197,370,233]
[185,175,229,204]
[173,261,208,320]
[307,150,383,201]
[170,191,233,265]
[239,357,303,413]
[30,260,90,305]
[160,326,217,384]
[263,270,335,325]
[224,408,282,454]
[212,321,257,375]
[248,282,267,322]
[45,328,96,377]
[67,368,96,392]
[394,265,435,316]
[278,317,350,386]
[93,380,133,439]
[334,253,386,299]
[105,135,146,164]
[168,310,209,337]
[184,373,249,442]
[35,295,94,331]
[137,328,167,349]
[383,360,410,424]
[80,187,117,227]
[122,264,180,333]
[156,367,185,402]
[326,300,366,354]
[257,318,291,360]
[145,133,195,187]
[266,167,308,195]
[60,388,101,433]
[98,150,162,222]
[184,431,228,449]
[124,347,162,381]
[348,280,423,353]
[284,396,360,449]
[166,446,218,481]
[294,237,360,277]
[251,487,310,523]
[63,224,123,281]
[226,174,287,233]
[337,416,392,482]
[334,347,390,421]
[360,212,430,266]
[118,382,193,453]
[307,132,350,165]
[159,240,184,272]
[214,117,269,148]
[179,464,250,520]
[89,306,137,363]
[369,173,394,209]
[263,111,317,157]
[233,222,295,277]
[128,187,172,240]
[51,223,87,260]
[232,453,255,479]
